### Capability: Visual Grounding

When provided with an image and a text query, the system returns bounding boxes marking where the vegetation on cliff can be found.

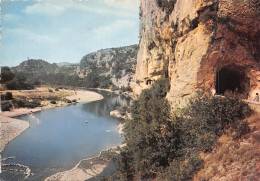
[110,79,252,180]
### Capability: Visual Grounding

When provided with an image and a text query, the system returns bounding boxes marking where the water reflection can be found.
[1,91,130,181]
[83,91,131,117]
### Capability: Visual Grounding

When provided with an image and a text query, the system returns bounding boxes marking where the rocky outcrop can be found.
[80,45,138,87]
[134,0,260,108]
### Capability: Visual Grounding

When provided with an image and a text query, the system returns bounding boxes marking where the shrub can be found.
[111,84,118,91]
[1,102,12,111]
[48,89,53,92]
[114,80,252,180]
[199,6,217,24]
[116,105,129,116]
[116,78,173,179]
[24,100,41,108]
[55,88,59,91]
[1,92,13,100]
[66,99,72,103]
[0,67,15,83]
[165,153,204,180]
[12,99,25,107]
[72,99,77,103]
[120,85,132,92]
[50,100,56,104]
[12,98,41,108]
[5,92,13,100]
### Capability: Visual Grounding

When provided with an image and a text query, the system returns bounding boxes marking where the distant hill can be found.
[57,62,79,66]
[13,59,54,73]
[9,44,138,89]
[12,59,79,75]
[80,44,138,87]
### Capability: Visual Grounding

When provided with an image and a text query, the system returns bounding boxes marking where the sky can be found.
[0,0,140,67]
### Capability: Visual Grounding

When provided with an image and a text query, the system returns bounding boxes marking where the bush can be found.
[199,7,217,24]
[0,67,15,83]
[1,102,12,111]
[1,92,13,100]
[48,89,53,92]
[165,153,204,180]
[55,88,59,91]
[66,99,72,103]
[111,84,118,91]
[50,100,56,104]
[120,85,132,92]
[72,99,77,103]
[5,92,13,100]
[12,99,25,107]
[114,80,252,180]
[117,105,129,116]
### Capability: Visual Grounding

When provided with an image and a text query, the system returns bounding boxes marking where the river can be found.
[1,90,130,180]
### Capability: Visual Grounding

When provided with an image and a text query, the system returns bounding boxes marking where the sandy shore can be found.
[45,144,125,181]
[0,88,103,153]
[0,116,30,153]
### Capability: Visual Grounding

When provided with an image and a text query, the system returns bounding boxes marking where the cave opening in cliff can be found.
[215,67,250,96]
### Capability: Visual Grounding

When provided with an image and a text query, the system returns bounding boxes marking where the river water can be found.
[1,90,130,180]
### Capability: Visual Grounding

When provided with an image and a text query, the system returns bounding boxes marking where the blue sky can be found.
[0,0,139,66]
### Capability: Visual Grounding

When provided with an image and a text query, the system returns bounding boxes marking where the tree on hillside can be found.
[0,67,15,83]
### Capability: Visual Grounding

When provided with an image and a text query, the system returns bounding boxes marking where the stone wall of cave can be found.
[215,66,250,98]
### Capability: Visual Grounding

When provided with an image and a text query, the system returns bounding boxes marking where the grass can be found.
[194,113,260,181]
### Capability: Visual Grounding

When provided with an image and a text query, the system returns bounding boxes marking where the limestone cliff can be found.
[80,45,138,87]
[134,0,260,108]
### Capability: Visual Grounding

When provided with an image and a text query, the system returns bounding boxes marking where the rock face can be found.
[80,45,138,87]
[135,0,260,108]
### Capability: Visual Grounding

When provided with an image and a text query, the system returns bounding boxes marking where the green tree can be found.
[0,67,15,83]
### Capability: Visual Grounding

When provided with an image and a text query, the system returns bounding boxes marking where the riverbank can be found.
[0,116,30,153]
[45,144,125,181]
[0,87,104,153]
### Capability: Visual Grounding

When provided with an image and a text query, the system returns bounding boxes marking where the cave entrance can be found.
[215,67,249,96]
[146,79,152,85]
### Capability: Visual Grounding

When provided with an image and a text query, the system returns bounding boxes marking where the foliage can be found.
[84,73,112,88]
[1,92,13,100]
[112,80,252,180]
[165,153,204,181]
[156,0,177,17]
[66,99,72,103]
[116,105,129,116]
[5,74,35,90]
[0,67,15,83]
[115,78,175,179]
[111,84,119,91]
[1,102,12,111]
[50,100,56,104]
[12,98,41,108]
[120,84,132,92]
[183,92,252,144]
[198,4,217,24]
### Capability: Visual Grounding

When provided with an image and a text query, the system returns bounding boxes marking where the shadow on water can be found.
[0,90,131,181]
[83,90,131,117]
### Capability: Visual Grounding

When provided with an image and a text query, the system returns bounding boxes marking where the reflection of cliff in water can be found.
[82,91,131,117]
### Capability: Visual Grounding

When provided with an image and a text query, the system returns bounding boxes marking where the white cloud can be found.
[23,2,66,16]
[22,0,138,18]
[6,27,57,44]
[3,14,20,22]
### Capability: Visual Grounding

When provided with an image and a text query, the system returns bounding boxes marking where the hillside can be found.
[12,59,79,75]
[8,45,138,89]
[80,44,138,87]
